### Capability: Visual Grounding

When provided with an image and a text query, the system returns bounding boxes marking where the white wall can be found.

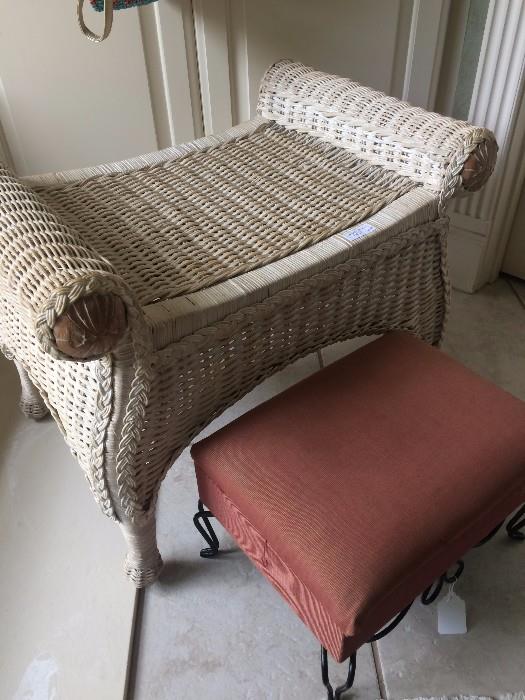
[0,0,201,176]
[0,2,158,175]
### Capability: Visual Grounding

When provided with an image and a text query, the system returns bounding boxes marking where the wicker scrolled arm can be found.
[0,165,131,360]
[258,60,497,210]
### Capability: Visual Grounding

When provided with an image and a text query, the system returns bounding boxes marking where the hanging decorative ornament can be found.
[77,0,158,43]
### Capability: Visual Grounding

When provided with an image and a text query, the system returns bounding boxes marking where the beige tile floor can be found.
[2,277,524,700]
[0,359,136,699]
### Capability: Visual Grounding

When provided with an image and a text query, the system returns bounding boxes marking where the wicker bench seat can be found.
[0,60,497,586]
[191,332,525,698]
[30,120,419,305]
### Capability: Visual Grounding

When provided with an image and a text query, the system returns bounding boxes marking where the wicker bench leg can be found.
[14,361,49,420]
[120,516,163,587]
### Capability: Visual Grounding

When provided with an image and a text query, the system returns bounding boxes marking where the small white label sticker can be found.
[437,590,467,635]
[341,222,376,241]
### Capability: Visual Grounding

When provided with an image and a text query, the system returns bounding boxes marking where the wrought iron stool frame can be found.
[192,501,524,698]
[507,504,525,540]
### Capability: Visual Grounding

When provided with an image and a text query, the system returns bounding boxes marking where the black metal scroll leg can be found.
[335,653,357,699]
[421,575,445,606]
[475,520,505,547]
[507,504,525,541]
[321,647,357,700]
[193,500,220,557]
[421,560,464,605]
[321,647,334,700]
[368,601,414,642]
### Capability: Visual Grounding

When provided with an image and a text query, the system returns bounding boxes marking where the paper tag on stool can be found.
[437,589,467,635]
[341,222,376,241]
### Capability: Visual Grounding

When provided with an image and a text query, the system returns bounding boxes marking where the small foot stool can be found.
[190,331,525,698]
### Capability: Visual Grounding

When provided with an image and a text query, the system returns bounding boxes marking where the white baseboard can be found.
[447,213,491,293]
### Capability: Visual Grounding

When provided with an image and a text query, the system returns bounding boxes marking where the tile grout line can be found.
[371,641,389,699]
[123,587,145,700]
[505,275,525,312]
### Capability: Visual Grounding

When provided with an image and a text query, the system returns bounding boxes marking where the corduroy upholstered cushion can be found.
[191,332,525,661]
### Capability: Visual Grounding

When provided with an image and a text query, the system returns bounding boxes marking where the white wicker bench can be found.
[0,61,497,587]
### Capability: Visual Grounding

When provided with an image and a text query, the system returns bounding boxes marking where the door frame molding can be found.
[0,123,14,170]
[139,0,203,148]
[402,0,450,109]
[484,71,525,282]
[193,0,233,135]
[0,74,20,173]
[447,0,525,290]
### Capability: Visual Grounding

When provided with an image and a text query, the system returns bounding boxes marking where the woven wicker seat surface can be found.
[34,122,417,305]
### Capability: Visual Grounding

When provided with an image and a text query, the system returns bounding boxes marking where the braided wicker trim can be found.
[31,270,153,520]
[3,347,117,518]
[11,349,119,518]
[90,355,116,518]
[114,300,153,520]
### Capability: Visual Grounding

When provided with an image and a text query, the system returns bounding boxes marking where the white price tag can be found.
[341,222,376,242]
[437,588,467,635]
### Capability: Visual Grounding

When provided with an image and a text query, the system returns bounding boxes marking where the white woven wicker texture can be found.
[34,122,417,305]
[0,60,496,586]
[258,60,497,210]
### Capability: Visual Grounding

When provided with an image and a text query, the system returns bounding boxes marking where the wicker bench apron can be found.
[0,61,497,586]
[191,332,525,698]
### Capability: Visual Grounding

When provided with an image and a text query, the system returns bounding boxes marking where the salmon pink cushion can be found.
[191,332,525,661]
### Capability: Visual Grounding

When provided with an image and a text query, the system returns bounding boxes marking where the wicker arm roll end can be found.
[460,137,499,192]
[53,292,128,359]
